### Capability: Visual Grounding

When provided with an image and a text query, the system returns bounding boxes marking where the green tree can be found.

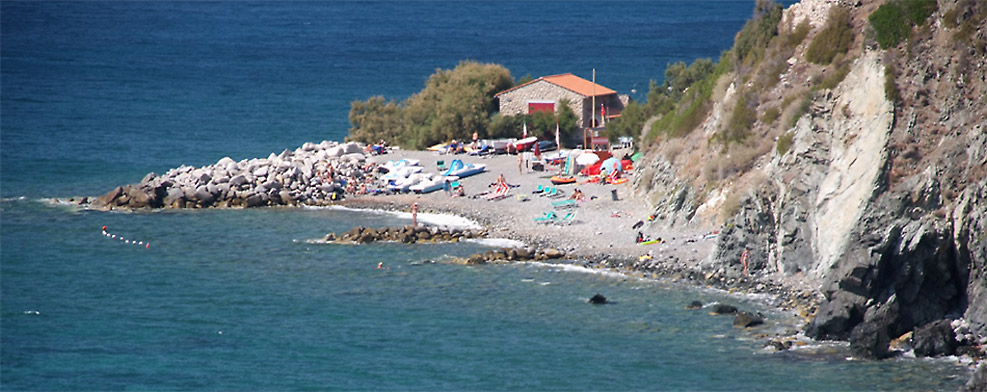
[346,96,405,145]
[347,60,514,149]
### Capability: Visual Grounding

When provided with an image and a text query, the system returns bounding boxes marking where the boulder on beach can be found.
[912,319,958,357]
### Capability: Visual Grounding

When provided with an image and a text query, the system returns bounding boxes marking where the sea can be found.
[0,1,973,390]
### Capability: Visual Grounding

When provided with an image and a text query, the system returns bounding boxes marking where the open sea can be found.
[0,1,973,390]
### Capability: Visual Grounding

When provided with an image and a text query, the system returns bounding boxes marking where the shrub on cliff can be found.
[347,61,514,149]
[806,7,854,65]
[733,0,784,75]
[869,3,910,49]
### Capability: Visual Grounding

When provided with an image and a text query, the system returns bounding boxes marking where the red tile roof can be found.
[495,73,617,98]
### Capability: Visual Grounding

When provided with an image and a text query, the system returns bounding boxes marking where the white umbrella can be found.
[575,152,600,166]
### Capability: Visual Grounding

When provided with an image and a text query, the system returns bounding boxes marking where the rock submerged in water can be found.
[685,300,703,310]
[733,311,764,328]
[710,304,738,315]
[588,293,607,304]
[91,140,369,209]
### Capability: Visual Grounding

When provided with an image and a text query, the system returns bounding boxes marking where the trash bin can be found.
[611,189,619,201]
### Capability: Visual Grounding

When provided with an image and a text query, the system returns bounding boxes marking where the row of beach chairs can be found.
[532,184,565,198]
[533,211,577,225]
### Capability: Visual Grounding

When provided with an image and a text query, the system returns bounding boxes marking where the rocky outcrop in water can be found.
[92,141,373,209]
[328,225,487,244]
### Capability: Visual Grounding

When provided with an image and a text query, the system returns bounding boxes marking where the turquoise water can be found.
[0,1,972,390]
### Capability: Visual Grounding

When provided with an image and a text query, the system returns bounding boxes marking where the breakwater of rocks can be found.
[91,141,374,209]
[324,225,567,264]
[325,225,487,244]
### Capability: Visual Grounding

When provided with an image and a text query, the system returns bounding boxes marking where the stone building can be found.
[494,73,630,128]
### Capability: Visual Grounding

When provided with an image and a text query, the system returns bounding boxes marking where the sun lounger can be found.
[437,160,446,170]
[532,184,545,194]
[483,184,510,201]
[533,211,557,224]
[539,187,557,197]
[556,211,577,225]
[546,188,565,198]
[552,199,577,210]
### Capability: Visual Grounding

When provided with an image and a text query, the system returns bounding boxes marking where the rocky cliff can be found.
[632,0,986,360]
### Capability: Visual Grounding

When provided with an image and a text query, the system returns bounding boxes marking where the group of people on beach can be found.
[366,139,389,155]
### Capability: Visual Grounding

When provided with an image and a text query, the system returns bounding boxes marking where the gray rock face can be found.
[911,319,957,357]
[961,362,987,392]
[848,299,899,359]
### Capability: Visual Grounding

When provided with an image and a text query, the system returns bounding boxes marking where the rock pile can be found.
[454,247,567,265]
[91,141,375,209]
[326,225,487,244]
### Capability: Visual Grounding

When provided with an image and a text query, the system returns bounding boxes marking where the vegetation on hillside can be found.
[347,61,513,149]
[868,0,937,49]
[806,6,854,65]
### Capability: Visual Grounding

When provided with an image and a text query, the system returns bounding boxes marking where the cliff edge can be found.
[632,0,986,360]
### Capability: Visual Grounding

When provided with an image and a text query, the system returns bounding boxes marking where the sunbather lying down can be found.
[569,188,584,201]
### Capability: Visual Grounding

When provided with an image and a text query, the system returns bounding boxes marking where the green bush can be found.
[647,54,729,140]
[733,0,784,69]
[884,64,902,103]
[776,131,795,155]
[806,7,854,64]
[762,106,780,124]
[901,0,937,25]
[869,3,911,49]
[721,93,757,144]
[815,62,851,90]
[789,94,812,129]
[787,19,811,48]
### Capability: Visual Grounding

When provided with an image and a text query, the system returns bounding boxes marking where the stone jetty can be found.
[325,225,487,244]
[92,141,374,209]
[453,246,567,265]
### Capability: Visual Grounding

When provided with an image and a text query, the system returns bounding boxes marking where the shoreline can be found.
[338,194,818,318]
[332,148,822,322]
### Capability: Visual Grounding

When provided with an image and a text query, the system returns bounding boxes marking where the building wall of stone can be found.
[497,81,629,128]
[497,81,588,125]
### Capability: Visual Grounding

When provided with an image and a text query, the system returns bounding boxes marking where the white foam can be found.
[320,205,481,229]
[465,238,526,248]
[526,261,637,281]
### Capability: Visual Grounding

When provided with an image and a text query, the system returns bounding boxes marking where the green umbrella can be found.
[630,152,643,162]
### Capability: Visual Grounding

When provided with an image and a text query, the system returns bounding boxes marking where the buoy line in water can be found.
[101,226,150,249]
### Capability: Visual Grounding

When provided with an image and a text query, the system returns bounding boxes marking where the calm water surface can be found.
[0,1,971,390]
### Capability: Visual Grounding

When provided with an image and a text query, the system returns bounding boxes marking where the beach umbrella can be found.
[600,157,621,176]
[630,152,643,162]
[575,152,600,166]
[533,140,541,157]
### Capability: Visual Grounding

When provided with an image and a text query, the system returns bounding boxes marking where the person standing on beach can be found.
[518,151,523,175]
[411,203,419,227]
[740,247,750,276]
